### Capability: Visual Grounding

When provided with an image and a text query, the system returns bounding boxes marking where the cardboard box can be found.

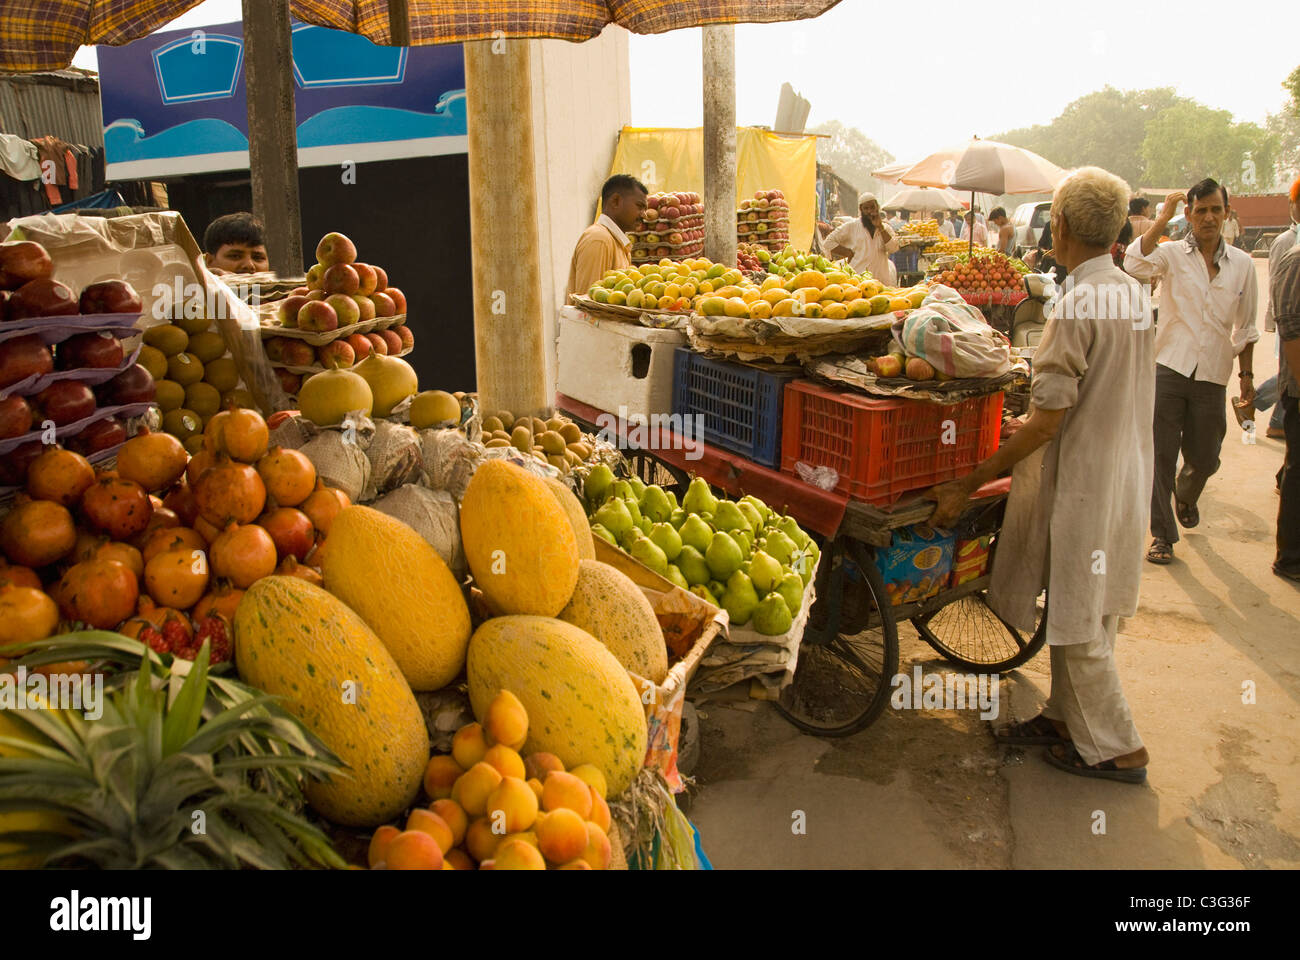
[874,524,955,606]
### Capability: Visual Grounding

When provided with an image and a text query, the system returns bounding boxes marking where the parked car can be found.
[1010,201,1052,256]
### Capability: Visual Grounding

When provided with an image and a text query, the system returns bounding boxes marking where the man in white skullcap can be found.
[821,192,900,282]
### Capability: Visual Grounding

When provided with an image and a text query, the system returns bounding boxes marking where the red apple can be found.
[290,286,310,297]
[297,300,338,332]
[277,294,309,327]
[98,363,156,406]
[67,416,126,456]
[646,196,660,209]
[264,337,288,363]
[56,331,124,370]
[8,278,78,320]
[664,206,680,219]
[305,264,325,290]
[280,340,316,366]
[275,368,302,395]
[0,241,54,290]
[34,380,96,426]
[379,329,402,355]
[326,293,360,327]
[0,393,33,439]
[322,263,360,296]
[372,266,389,292]
[0,439,43,485]
[304,289,325,302]
[345,333,371,360]
[370,291,396,318]
[351,295,376,323]
[315,232,357,266]
[78,279,142,315]
[353,263,378,296]
[317,340,355,369]
[366,333,388,356]
[383,288,406,313]
[0,334,54,388]
[392,325,414,351]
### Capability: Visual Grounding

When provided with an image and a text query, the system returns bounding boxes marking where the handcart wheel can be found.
[776,538,899,737]
[625,450,688,492]
[911,591,1046,672]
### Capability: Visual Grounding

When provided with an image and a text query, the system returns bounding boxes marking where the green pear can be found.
[749,549,783,596]
[722,571,760,626]
[679,514,714,554]
[620,524,645,551]
[612,479,633,502]
[669,508,686,529]
[741,494,771,525]
[676,545,711,586]
[667,490,679,510]
[585,463,614,507]
[777,571,804,616]
[649,522,682,561]
[763,529,797,566]
[630,535,668,576]
[665,563,689,590]
[590,523,617,547]
[712,500,752,537]
[638,516,653,535]
[627,477,646,501]
[708,579,726,598]
[683,476,718,516]
[641,485,673,523]
[733,528,753,559]
[705,530,743,580]
[736,500,764,531]
[752,593,793,636]
[593,498,633,540]
[624,497,643,527]
[690,584,719,606]
[793,553,814,586]
[777,515,810,549]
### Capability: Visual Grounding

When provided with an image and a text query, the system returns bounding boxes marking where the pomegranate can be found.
[140,525,207,565]
[258,506,315,561]
[56,558,138,629]
[119,596,193,655]
[0,586,59,646]
[81,538,144,578]
[192,581,244,622]
[80,475,152,540]
[67,416,126,456]
[131,505,180,548]
[301,483,350,537]
[179,613,233,663]
[143,546,210,610]
[116,430,188,492]
[221,407,269,463]
[256,447,317,507]
[210,523,277,589]
[25,446,95,506]
[194,458,266,526]
[0,561,42,590]
[202,409,230,453]
[0,439,44,485]
[162,479,200,526]
[276,555,323,586]
[192,514,223,546]
[186,448,217,486]
[0,498,76,567]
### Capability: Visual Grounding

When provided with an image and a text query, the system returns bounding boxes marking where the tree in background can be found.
[807,120,893,199]
[1141,102,1277,194]
[1266,65,1300,187]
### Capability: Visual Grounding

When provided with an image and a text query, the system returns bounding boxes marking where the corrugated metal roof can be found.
[0,69,103,147]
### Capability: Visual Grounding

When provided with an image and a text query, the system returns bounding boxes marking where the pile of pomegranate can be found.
[0,405,350,666]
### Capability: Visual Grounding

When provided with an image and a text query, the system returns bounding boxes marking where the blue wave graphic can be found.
[105,117,248,161]
[296,95,466,147]
[290,24,407,87]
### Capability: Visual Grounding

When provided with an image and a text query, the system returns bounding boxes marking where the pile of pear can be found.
[581,466,819,635]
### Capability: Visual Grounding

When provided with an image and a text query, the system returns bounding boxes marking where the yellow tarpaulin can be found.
[608,126,819,253]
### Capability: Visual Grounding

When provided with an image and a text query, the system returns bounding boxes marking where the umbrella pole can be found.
[968,190,975,256]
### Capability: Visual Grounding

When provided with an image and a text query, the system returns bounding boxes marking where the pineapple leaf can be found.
[162,641,209,756]
[0,702,87,764]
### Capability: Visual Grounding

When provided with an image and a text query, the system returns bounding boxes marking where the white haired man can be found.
[928,166,1152,783]
[821,193,900,282]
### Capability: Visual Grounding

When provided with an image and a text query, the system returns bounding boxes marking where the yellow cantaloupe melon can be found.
[320,505,471,690]
[558,560,667,682]
[542,476,595,561]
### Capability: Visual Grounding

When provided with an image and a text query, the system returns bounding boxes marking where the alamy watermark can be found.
[594,406,705,461]
[0,666,103,720]
[890,665,1000,720]
[1045,276,1153,329]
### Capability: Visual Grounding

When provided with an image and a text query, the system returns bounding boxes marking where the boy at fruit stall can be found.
[566,174,648,299]
[202,212,270,276]
[927,166,1152,784]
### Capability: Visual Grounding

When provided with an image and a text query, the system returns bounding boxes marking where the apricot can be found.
[451,761,502,818]
[588,787,611,833]
[485,776,538,835]
[406,808,454,854]
[484,689,528,749]
[542,771,593,819]
[524,751,564,782]
[569,763,607,799]
[536,807,588,864]
[423,754,463,800]
[384,830,444,870]
[444,848,474,870]
[494,838,545,870]
[451,721,489,769]
[367,824,399,868]
[526,777,544,801]
[581,821,612,870]
[431,798,468,847]
[559,860,593,870]
[465,817,502,863]
[482,743,525,780]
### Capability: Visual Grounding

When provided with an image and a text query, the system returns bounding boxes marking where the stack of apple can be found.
[936,250,1029,299]
[629,191,704,265]
[1,240,159,482]
[736,190,789,250]
[265,325,413,397]
[736,243,770,273]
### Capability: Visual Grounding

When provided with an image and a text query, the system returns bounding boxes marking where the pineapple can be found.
[0,633,345,869]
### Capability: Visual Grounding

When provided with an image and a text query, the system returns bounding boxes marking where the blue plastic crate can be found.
[672,348,796,467]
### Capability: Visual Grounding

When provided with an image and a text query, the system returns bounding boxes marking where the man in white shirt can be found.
[960,211,988,246]
[821,193,900,281]
[1124,178,1259,564]
[936,210,955,238]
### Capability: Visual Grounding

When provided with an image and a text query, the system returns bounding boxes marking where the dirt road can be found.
[687,259,1300,869]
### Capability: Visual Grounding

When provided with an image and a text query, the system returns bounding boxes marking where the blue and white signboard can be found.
[98,21,466,179]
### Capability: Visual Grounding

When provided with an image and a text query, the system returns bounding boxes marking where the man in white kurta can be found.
[821,193,900,283]
[928,166,1151,782]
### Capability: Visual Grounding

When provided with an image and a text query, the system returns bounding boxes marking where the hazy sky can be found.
[72,0,1297,162]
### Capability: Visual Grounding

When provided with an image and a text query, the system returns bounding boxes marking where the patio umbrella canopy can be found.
[877,138,1067,196]
[0,0,844,70]
[883,186,965,213]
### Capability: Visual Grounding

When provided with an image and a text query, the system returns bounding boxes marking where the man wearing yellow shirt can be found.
[566,174,648,298]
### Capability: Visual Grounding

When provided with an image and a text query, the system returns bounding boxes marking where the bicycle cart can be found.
[557,393,1047,738]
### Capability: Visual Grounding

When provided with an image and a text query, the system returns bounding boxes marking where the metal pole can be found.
[968,190,975,256]
[241,0,303,276]
[702,24,736,267]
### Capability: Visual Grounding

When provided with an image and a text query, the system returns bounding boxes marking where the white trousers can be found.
[1041,614,1144,765]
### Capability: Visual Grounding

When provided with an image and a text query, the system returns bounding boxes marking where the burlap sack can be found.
[299,431,371,502]
[371,483,465,578]
[419,428,485,501]
[362,421,423,502]
[268,415,312,451]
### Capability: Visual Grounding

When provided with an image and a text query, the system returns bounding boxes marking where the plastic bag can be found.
[892,285,1011,379]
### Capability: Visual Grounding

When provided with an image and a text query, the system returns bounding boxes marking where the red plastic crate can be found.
[780,380,1003,505]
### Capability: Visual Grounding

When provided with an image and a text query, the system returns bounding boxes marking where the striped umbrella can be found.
[882,186,965,213]
[0,0,845,71]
